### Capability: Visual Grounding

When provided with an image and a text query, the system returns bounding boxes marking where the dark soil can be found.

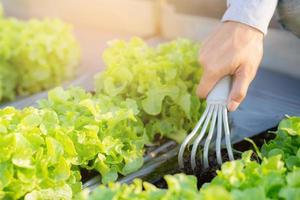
[80,169,99,183]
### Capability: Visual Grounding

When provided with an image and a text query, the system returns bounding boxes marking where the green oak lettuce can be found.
[86,152,300,200]
[95,38,204,142]
[201,151,286,200]
[88,174,200,200]
[0,106,82,199]
[12,19,80,95]
[0,19,21,101]
[0,86,146,199]
[201,116,300,200]
[0,12,80,102]
[262,116,300,170]
[0,60,18,101]
[278,168,300,200]
[38,87,146,184]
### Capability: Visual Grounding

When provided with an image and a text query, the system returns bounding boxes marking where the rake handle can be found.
[207,76,232,104]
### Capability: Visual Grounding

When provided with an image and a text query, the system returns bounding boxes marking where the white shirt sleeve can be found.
[222,0,278,35]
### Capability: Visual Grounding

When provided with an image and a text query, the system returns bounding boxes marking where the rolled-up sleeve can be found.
[222,0,278,35]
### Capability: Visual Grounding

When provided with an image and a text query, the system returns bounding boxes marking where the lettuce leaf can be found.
[261,116,300,170]
[88,174,200,200]
[94,38,204,142]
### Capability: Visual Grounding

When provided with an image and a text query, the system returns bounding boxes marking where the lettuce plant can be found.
[0,106,82,199]
[88,174,200,200]
[262,116,300,170]
[95,38,204,142]
[201,151,286,200]
[12,19,80,95]
[0,11,80,102]
[0,86,146,199]
[0,60,17,101]
[38,87,146,183]
[86,151,299,200]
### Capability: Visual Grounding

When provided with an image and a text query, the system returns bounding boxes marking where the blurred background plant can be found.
[0,4,80,103]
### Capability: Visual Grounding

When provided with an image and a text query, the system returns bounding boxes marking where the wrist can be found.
[222,21,264,42]
[224,21,264,37]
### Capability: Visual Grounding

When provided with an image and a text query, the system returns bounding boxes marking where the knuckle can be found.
[232,91,246,102]
[236,66,248,75]
[238,72,249,80]
[241,67,257,82]
[199,55,220,76]
[236,68,252,80]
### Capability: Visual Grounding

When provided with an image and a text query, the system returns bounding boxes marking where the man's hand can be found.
[197,21,264,112]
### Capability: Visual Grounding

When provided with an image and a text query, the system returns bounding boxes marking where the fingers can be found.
[197,70,221,99]
[197,52,227,99]
[227,65,254,112]
[196,21,263,111]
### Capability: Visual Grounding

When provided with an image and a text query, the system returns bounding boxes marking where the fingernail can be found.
[227,101,239,112]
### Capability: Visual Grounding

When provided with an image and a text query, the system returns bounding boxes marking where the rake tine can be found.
[203,104,218,168]
[178,104,211,168]
[223,105,234,161]
[178,76,233,172]
[216,104,223,165]
[191,105,214,170]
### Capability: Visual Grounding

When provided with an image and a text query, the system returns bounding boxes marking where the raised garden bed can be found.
[82,128,277,191]
[86,116,300,199]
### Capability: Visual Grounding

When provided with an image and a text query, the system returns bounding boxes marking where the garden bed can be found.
[87,116,300,200]
[150,129,276,189]
[83,127,277,191]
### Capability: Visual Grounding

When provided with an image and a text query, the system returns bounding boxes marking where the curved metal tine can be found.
[191,105,214,170]
[223,105,234,160]
[203,105,218,168]
[216,104,223,165]
[178,104,212,168]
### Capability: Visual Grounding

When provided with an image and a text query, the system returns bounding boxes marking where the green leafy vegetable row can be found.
[0,38,203,199]
[0,87,145,199]
[87,174,201,200]
[0,8,80,102]
[85,151,290,200]
[86,116,300,200]
[0,105,81,199]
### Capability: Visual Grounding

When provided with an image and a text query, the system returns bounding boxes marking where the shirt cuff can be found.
[222,0,278,35]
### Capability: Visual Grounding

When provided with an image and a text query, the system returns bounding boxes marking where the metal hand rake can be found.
[178,76,234,170]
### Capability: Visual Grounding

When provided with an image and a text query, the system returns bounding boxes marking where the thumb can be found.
[227,66,252,112]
